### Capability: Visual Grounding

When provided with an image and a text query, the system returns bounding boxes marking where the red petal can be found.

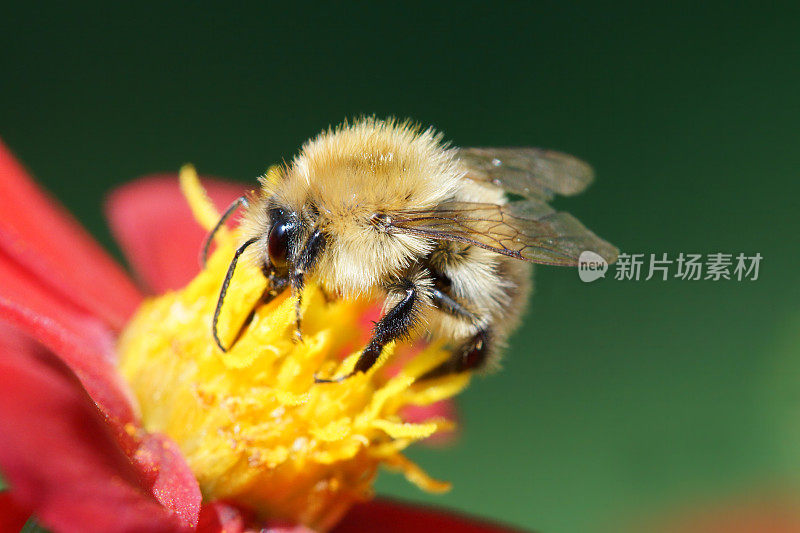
[106,175,248,294]
[0,491,31,532]
[0,139,142,330]
[261,523,315,533]
[196,502,315,533]
[333,499,526,533]
[0,256,202,527]
[0,323,186,533]
[132,433,202,529]
[0,249,136,427]
[197,502,248,533]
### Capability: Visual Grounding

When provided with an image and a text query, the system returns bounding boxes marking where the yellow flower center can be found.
[117,166,471,530]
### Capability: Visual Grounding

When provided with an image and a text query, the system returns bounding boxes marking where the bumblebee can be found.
[205,118,617,381]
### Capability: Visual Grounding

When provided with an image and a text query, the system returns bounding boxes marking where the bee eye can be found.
[267,219,293,269]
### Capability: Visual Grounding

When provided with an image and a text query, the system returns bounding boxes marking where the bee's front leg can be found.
[211,260,288,353]
[315,273,429,383]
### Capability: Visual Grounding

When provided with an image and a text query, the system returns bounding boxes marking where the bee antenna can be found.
[201,195,250,268]
[212,236,259,352]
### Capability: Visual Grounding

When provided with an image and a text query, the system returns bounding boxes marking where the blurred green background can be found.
[2,2,799,531]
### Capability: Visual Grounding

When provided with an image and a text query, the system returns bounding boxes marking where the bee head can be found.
[265,205,326,295]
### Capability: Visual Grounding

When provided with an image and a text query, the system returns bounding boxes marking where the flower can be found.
[0,140,520,532]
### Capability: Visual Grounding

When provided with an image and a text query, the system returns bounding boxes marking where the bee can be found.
[205,118,617,382]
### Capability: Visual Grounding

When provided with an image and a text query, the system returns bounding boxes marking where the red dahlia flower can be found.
[0,140,521,533]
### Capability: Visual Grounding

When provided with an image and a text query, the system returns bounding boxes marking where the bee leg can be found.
[418,285,490,380]
[226,275,289,347]
[429,286,476,322]
[315,276,422,383]
[419,329,491,381]
[212,258,287,353]
[318,286,335,303]
[227,302,258,348]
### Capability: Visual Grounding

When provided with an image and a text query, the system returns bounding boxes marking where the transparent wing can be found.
[456,147,595,201]
[390,200,618,266]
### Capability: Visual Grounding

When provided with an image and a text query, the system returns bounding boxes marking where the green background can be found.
[2,3,799,532]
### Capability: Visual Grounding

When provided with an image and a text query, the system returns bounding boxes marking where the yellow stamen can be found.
[117,167,472,530]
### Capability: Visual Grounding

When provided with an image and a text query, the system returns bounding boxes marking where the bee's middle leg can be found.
[315,274,426,382]
[419,285,492,380]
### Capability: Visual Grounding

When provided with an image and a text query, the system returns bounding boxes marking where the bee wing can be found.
[390,200,618,266]
[456,147,595,201]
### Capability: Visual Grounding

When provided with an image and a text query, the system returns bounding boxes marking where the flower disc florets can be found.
[117,167,471,529]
